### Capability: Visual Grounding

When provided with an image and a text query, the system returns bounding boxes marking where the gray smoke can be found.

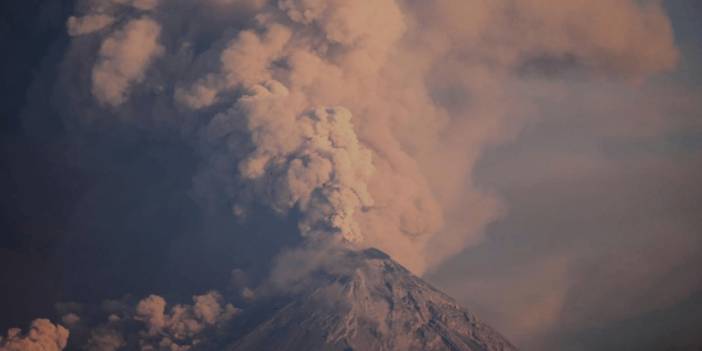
[50,0,677,274]
[3,0,685,349]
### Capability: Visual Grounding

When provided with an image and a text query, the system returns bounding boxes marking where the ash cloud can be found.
[52,291,238,350]
[50,0,679,274]
[67,14,115,36]
[0,319,69,351]
[91,17,163,106]
[428,79,702,349]
[1,0,697,350]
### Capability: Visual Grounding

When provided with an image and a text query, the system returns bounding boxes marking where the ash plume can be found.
[51,291,238,350]
[0,319,69,351]
[46,0,677,274]
[2,0,684,349]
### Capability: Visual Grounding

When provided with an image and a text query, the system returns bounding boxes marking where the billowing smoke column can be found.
[64,0,442,269]
[70,0,383,244]
[3,0,681,349]
[204,82,374,242]
[55,0,677,275]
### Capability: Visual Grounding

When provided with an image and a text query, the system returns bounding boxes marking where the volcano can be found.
[223,248,517,351]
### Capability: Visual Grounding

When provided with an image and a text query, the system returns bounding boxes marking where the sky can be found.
[428,1,702,348]
[0,1,701,350]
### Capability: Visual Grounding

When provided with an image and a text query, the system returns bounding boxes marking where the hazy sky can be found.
[1,1,701,350]
[428,1,702,349]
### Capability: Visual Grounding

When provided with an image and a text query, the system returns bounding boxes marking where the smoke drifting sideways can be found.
[1,0,680,349]
[55,0,677,273]
[0,320,68,351]
[2,292,237,351]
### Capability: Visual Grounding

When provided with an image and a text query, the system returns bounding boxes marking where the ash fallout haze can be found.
[1,0,701,350]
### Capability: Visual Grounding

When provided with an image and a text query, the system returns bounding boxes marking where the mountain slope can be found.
[227,248,517,351]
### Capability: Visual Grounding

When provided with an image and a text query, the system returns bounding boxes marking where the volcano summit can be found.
[224,248,517,351]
